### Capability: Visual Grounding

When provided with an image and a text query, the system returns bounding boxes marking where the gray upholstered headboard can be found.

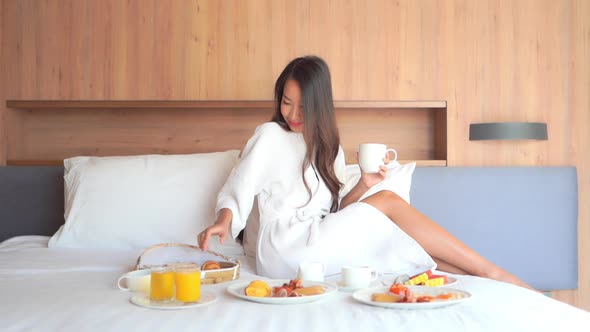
[0,165,578,290]
[0,166,65,240]
[411,167,578,291]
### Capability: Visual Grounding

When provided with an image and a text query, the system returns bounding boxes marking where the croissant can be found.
[201,260,221,270]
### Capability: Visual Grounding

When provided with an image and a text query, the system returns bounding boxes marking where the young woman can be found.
[198,55,530,289]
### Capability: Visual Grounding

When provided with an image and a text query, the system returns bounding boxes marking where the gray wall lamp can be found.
[469,122,548,141]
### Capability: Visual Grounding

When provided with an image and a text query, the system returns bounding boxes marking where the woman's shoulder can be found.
[254,121,286,135]
[252,122,297,142]
[243,122,287,149]
[243,122,304,157]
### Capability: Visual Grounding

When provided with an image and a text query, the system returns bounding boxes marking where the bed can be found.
[0,159,588,331]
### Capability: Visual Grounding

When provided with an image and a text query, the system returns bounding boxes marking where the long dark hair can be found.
[271,56,342,212]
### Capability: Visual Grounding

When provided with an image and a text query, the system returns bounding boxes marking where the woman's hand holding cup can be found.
[357,143,397,188]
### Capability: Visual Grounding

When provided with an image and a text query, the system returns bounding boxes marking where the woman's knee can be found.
[360,190,405,216]
[363,190,404,204]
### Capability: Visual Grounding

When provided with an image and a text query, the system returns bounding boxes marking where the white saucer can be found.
[334,280,381,293]
[130,292,216,310]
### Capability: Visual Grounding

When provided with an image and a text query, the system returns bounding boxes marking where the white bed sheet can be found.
[1,236,589,332]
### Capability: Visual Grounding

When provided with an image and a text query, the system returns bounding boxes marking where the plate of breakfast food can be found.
[226,279,337,304]
[352,283,472,309]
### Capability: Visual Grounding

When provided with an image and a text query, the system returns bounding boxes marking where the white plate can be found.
[130,292,216,310]
[226,280,337,304]
[352,286,472,309]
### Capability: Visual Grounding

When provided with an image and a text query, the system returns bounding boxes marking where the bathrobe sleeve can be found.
[215,122,281,239]
[334,146,348,200]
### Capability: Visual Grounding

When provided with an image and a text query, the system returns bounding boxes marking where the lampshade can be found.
[469,122,548,141]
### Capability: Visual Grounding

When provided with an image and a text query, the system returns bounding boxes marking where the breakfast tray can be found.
[135,243,240,284]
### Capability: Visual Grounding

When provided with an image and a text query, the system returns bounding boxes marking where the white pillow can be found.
[342,161,416,203]
[48,151,244,254]
[241,161,416,258]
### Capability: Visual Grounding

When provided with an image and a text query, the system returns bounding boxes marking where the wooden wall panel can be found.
[1,0,588,309]
[552,0,590,307]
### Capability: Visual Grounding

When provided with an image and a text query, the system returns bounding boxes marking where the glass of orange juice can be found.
[174,265,201,303]
[150,267,175,302]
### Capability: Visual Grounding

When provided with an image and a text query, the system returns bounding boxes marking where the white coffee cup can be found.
[297,262,326,282]
[358,143,398,173]
[341,266,378,289]
[117,269,151,296]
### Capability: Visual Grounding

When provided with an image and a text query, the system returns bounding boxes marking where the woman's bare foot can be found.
[486,267,536,291]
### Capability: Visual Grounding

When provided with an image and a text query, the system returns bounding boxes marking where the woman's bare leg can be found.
[433,258,470,275]
[362,190,533,289]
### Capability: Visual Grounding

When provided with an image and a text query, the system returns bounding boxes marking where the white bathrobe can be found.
[216,122,435,279]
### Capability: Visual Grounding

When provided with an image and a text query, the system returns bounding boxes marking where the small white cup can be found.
[297,262,326,282]
[341,266,378,289]
[358,143,398,173]
[117,269,151,296]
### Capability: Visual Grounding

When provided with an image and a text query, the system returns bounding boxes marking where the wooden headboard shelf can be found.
[5,100,447,167]
[6,100,446,110]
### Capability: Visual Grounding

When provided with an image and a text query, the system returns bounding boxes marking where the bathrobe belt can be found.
[290,208,328,246]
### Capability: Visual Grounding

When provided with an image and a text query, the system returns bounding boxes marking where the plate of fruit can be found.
[226,279,337,304]
[387,270,458,287]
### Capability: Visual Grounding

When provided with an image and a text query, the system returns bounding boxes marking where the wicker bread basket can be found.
[135,243,240,284]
